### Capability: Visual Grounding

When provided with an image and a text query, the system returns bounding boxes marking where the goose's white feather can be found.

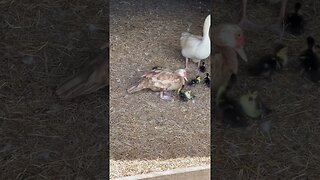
[180,15,211,64]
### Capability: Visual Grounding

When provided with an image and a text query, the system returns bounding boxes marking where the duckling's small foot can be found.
[238,17,263,32]
[160,91,173,100]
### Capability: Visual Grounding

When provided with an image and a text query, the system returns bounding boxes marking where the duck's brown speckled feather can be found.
[127,69,185,94]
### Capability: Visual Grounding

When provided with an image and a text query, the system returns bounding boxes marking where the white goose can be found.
[180,14,211,69]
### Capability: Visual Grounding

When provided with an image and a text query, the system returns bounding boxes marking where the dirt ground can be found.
[212,0,320,179]
[1,0,108,179]
[110,0,211,178]
[2,0,320,179]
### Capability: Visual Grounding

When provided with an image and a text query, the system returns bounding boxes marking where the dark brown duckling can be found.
[299,36,320,83]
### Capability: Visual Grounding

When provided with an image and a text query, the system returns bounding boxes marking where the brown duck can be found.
[127,68,188,100]
[56,47,108,99]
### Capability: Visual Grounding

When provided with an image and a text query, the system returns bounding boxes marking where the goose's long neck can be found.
[202,16,211,41]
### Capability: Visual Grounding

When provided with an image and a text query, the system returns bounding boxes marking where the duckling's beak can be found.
[234,47,248,62]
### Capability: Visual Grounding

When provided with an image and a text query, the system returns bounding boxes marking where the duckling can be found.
[216,74,271,128]
[247,44,288,77]
[285,2,305,36]
[152,66,164,70]
[199,62,206,73]
[177,85,195,102]
[203,73,210,87]
[238,91,271,119]
[188,75,201,86]
[216,74,248,128]
[299,36,320,83]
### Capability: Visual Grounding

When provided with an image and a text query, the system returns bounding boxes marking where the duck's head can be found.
[239,91,263,118]
[213,23,247,62]
[196,76,201,82]
[239,91,258,109]
[152,66,164,70]
[176,69,188,81]
[184,90,193,99]
[244,91,258,101]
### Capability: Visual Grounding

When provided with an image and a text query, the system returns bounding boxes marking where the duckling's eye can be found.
[248,97,253,101]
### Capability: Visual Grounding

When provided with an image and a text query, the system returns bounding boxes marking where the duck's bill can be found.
[234,47,248,62]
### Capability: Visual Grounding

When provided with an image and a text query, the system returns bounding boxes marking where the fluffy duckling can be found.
[56,48,108,99]
[216,74,271,128]
[177,85,195,102]
[299,36,320,82]
[188,76,201,86]
[199,62,206,73]
[238,91,271,119]
[216,74,248,128]
[203,73,210,87]
[248,44,288,77]
[285,2,305,36]
[181,14,211,69]
[152,66,164,70]
[212,23,248,62]
[127,68,188,100]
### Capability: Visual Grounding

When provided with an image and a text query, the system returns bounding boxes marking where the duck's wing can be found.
[128,69,177,93]
[151,70,182,90]
[56,48,108,99]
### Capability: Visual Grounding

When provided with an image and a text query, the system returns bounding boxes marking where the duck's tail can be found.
[127,84,144,94]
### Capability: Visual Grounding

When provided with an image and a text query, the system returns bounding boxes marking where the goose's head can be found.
[202,14,211,36]
[176,69,188,81]
[213,23,248,62]
[204,14,211,26]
